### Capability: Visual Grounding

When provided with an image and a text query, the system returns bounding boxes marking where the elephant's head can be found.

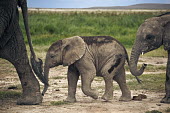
[42,36,86,95]
[129,14,170,76]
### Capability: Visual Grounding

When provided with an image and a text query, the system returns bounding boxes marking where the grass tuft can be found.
[50,101,70,106]
[145,110,162,113]
[0,91,21,99]
[126,74,165,92]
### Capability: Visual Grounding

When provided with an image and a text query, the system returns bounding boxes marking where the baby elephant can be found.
[42,36,131,102]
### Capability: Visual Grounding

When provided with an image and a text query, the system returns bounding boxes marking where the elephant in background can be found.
[0,0,43,105]
[42,36,132,102]
[129,12,170,103]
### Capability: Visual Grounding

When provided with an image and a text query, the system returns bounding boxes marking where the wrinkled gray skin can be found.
[43,36,131,102]
[0,0,42,105]
[129,13,170,103]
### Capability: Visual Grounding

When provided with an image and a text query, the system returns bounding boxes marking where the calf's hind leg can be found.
[101,54,124,101]
[113,67,131,101]
[101,75,114,101]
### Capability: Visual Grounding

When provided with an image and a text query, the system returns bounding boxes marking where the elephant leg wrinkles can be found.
[0,35,42,105]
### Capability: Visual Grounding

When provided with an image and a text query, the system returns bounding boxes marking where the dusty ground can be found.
[0,57,170,113]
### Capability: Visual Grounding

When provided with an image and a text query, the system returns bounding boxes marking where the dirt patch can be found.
[0,90,169,113]
[0,57,169,113]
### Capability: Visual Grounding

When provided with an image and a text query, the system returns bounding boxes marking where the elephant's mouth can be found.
[141,46,149,55]
[142,46,158,55]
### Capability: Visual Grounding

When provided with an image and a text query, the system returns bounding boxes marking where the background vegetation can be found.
[19,11,165,48]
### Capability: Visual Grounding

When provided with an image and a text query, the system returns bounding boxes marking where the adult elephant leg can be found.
[65,65,79,102]
[161,50,170,103]
[113,67,131,101]
[1,35,42,105]
[14,59,42,105]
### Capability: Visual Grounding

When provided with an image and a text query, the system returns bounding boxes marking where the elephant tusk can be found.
[142,52,144,55]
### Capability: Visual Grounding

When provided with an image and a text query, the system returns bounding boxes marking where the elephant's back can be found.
[80,36,124,49]
[80,36,114,46]
[80,36,126,57]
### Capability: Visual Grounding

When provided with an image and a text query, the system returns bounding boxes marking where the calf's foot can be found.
[119,93,131,102]
[101,93,113,101]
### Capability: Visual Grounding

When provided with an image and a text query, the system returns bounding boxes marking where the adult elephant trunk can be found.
[129,42,147,76]
[18,0,46,85]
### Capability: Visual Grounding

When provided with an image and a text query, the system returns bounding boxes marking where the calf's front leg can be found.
[76,60,98,100]
[65,65,79,103]
[81,72,98,99]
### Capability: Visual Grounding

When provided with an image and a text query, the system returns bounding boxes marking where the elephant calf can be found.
[42,36,131,102]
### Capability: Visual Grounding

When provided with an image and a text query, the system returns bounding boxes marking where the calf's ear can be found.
[62,36,86,66]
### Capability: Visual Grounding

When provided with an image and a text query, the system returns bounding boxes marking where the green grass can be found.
[0,91,21,99]
[94,73,165,92]
[126,74,165,92]
[145,110,162,113]
[50,101,70,106]
[19,11,164,49]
